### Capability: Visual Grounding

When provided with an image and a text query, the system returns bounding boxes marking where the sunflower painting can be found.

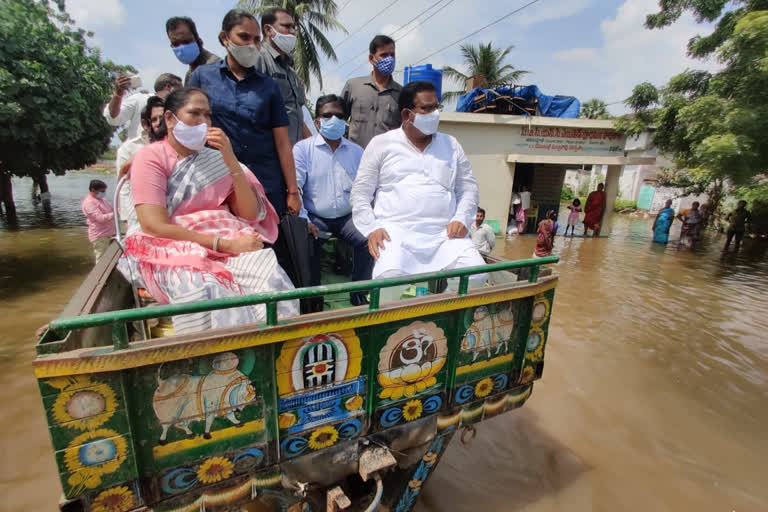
[64,429,127,494]
[90,486,136,512]
[525,327,546,362]
[402,399,423,422]
[196,456,234,484]
[51,377,118,431]
[474,378,494,398]
[521,366,535,384]
[308,425,339,450]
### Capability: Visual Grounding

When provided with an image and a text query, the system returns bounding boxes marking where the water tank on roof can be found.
[403,64,443,101]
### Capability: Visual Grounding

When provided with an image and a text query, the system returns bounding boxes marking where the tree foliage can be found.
[616,1,768,208]
[442,42,529,102]
[579,98,611,119]
[0,0,123,179]
[239,0,347,91]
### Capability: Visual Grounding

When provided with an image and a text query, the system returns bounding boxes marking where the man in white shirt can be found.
[103,73,182,140]
[351,81,486,290]
[294,95,371,305]
[115,96,166,223]
[470,207,496,256]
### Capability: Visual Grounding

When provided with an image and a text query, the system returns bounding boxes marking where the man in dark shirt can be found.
[724,200,751,251]
[187,11,300,217]
[166,16,221,86]
[341,35,402,148]
[255,7,308,146]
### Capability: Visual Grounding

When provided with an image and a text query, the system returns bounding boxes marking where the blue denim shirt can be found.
[189,60,289,214]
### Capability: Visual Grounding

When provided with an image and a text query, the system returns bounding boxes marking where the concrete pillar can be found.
[601,164,622,236]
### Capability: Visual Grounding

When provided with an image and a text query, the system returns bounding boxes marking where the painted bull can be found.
[461,303,515,361]
[153,352,257,444]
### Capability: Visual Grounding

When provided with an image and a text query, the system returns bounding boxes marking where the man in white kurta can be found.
[350,81,486,288]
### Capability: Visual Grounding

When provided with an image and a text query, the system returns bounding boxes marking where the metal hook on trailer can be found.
[460,424,477,445]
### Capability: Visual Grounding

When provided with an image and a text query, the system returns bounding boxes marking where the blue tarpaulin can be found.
[456,85,581,118]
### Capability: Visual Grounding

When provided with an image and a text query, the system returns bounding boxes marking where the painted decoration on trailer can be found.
[49,375,119,431]
[152,470,290,512]
[153,352,258,444]
[526,292,552,364]
[455,301,520,384]
[460,302,516,361]
[453,374,509,406]
[89,484,137,512]
[158,445,266,497]
[275,331,365,435]
[437,385,534,431]
[275,331,362,396]
[377,321,448,401]
[130,347,270,470]
[377,394,444,429]
[279,418,363,459]
[393,433,450,512]
[40,374,138,499]
[521,292,553,384]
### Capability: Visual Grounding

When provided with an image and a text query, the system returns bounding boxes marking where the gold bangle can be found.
[213,236,220,252]
[230,171,243,177]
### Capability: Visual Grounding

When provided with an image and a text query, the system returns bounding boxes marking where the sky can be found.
[69,0,718,116]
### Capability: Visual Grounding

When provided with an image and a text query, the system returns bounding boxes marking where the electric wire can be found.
[332,0,449,74]
[341,0,458,78]
[333,0,402,49]
[413,0,542,64]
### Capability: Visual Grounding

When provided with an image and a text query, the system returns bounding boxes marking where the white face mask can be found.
[227,40,260,68]
[270,28,297,54]
[410,109,440,136]
[172,115,207,151]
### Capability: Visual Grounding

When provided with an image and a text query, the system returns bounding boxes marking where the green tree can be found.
[238,0,347,90]
[580,98,611,119]
[616,2,768,216]
[442,42,530,102]
[0,0,123,219]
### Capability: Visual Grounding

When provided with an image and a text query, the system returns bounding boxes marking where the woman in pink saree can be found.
[119,88,298,334]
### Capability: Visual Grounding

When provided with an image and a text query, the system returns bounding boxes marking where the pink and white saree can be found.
[118,146,298,334]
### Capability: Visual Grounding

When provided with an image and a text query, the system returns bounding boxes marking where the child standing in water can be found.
[564,198,581,236]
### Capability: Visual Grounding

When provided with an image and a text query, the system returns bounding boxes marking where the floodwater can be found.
[1,173,767,511]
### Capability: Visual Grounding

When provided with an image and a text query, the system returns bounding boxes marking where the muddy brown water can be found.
[1,173,766,511]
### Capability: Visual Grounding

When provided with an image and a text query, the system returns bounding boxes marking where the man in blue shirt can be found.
[294,94,372,305]
[188,10,301,217]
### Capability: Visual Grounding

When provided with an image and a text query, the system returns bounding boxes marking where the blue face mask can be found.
[172,41,201,65]
[319,116,346,140]
[374,55,395,75]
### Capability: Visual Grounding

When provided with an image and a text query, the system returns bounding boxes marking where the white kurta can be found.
[351,128,485,281]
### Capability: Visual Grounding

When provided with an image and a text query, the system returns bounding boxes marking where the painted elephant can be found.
[153,352,257,443]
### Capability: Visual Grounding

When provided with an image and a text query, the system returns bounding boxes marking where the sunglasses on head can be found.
[317,112,346,120]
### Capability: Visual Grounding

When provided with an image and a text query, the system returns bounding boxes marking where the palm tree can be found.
[580,98,611,119]
[239,0,347,90]
[442,42,529,102]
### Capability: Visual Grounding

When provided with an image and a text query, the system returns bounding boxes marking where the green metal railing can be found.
[48,256,558,348]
